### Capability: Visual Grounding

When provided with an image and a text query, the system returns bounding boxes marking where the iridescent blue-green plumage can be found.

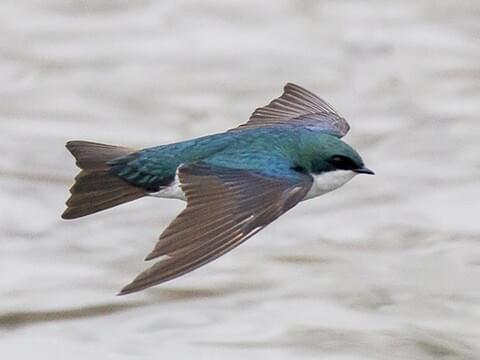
[109,126,364,192]
[62,83,373,295]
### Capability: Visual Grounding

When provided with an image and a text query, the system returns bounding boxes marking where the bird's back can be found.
[110,127,299,189]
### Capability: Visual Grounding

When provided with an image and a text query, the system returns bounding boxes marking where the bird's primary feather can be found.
[234,82,350,137]
[118,163,311,295]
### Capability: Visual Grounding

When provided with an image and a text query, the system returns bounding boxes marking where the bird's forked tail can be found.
[62,141,145,219]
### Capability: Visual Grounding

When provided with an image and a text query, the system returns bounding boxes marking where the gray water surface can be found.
[1,1,479,359]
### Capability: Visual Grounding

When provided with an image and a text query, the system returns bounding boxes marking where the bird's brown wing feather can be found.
[118,163,311,295]
[233,83,350,137]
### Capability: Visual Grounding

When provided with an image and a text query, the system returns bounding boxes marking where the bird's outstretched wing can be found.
[233,83,350,137]
[119,163,312,295]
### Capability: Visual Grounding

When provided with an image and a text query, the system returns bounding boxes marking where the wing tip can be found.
[144,252,156,261]
[284,82,300,90]
[117,281,144,296]
[61,208,77,220]
[116,287,134,296]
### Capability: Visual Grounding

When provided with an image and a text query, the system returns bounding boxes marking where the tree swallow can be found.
[62,83,374,295]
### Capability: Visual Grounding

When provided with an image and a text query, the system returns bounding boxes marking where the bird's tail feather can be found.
[62,141,145,219]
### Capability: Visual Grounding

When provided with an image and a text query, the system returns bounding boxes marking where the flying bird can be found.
[62,83,374,295]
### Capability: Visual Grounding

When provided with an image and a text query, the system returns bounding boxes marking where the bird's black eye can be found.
[328,155,358,170]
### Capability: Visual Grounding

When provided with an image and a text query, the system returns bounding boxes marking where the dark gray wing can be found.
[234,83,350,137]
[118,163,311,295]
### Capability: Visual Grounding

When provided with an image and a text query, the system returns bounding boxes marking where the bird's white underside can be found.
[150,173,186,200]
[149,169,356,202]
[303,170,357,200]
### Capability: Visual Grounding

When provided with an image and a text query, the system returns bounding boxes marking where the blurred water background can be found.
[0,1,479,359]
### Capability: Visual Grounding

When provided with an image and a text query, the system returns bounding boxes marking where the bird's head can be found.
[308,134,374,176]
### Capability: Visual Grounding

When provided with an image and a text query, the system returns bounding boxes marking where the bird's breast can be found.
[304,170,356,200]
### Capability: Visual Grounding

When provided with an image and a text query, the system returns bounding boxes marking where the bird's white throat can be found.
[304,170,356,200]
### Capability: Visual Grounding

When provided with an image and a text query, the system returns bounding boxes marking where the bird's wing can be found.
[118,162,312,295]
[233,83,350,137]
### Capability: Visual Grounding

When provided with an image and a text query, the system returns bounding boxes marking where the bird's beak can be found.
[354,166,375,175]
